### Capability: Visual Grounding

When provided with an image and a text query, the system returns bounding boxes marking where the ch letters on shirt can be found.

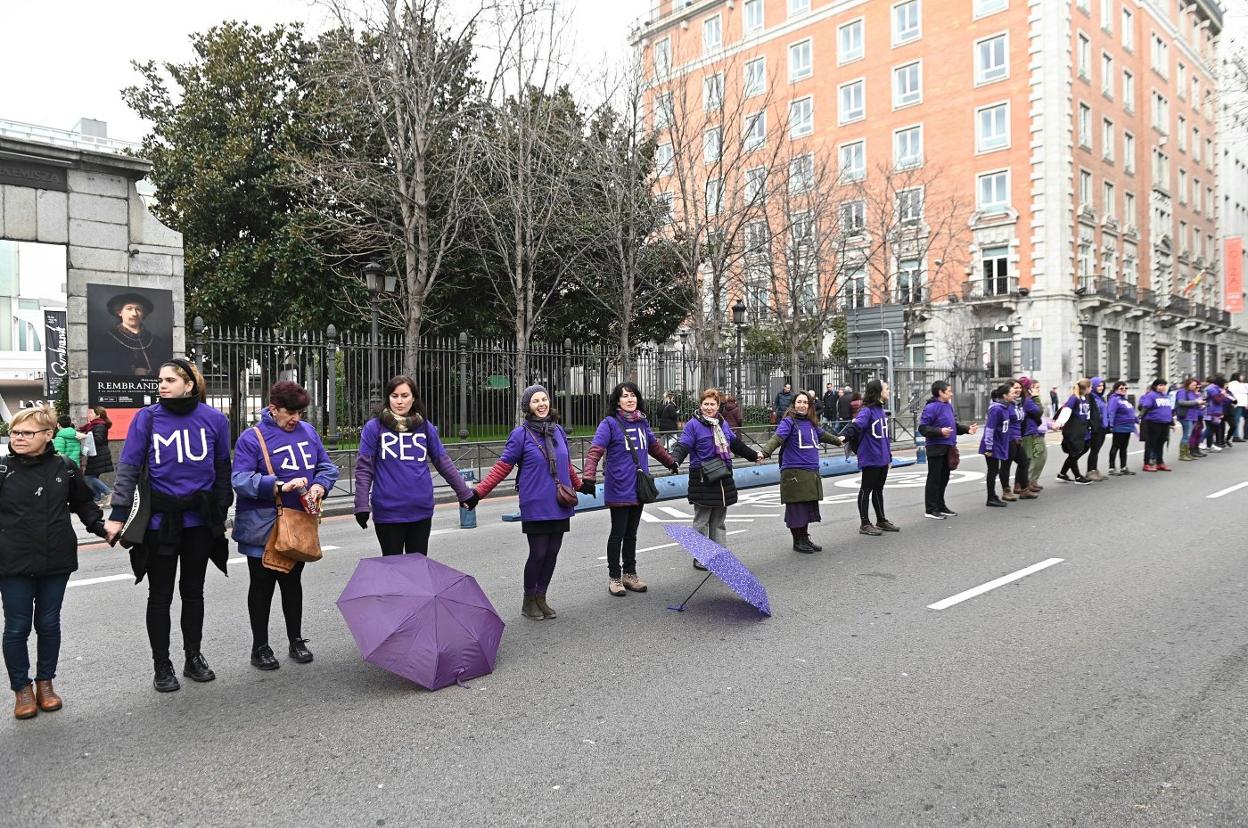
[870,415,888,439]
[153,428,209,465]
[274,442,315,472]
[380,431,428,462]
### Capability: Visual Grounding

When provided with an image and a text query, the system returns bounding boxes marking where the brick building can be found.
[633,0,1238,391]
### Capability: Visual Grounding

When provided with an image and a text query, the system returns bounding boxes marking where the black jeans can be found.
[985,457,1008,498]
[857,465,888,524]
[375,519,433,556]
[246,557,305,648]
[0,573,70,691]
[145,525,212,663]
[1010,440,1030,489]
[1109,432,1131,468]
[1060,436,1088,478]
[606,505,644,579]
[924,452,952,514]
[1086,430,1106,472]
[1143,421,1169,465]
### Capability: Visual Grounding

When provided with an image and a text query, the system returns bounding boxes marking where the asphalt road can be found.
[4,436,1247,827]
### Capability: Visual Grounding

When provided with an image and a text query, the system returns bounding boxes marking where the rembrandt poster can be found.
[86,284,173,406]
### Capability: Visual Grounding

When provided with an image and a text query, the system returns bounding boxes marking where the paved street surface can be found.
[5,439,1247,826]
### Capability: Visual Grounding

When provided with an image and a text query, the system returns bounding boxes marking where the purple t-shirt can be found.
[1174,388,1203,422]
[677,418,739,470]
[118,402,231,530]
[1064,394,1092,434]
[500,424,575,522]
[357,418,451,523]
[1139,390,1175,424]
[774,417,822,472]
[978,401,1011,460]
[1107,392,1141,430]
[919,399,957,447]
[1022,396,1043,437]
[1205,384,1226,420]
[852,405,891,467]
[591,416,657,504]
[233,413,338,513]
[1007,400,1024,440]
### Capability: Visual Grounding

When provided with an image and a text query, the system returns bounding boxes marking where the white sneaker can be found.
[1209,444,1223,452]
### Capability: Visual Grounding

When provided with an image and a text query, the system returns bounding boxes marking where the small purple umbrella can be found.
[336,555,505,690]
[664,525,771,616]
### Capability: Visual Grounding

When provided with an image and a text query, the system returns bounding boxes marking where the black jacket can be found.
[671,436,758,508]
[85,420,114,477]
[822,391,838,415]
[657,402,679,431]
[0,446,105,577]
[836,394,853,420]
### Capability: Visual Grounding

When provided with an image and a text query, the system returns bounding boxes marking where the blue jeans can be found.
[85,475,111,500]
[0,573,71,691]
[1180,419,1193,443]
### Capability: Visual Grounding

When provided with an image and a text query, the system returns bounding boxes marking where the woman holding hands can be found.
[759,391,842,552]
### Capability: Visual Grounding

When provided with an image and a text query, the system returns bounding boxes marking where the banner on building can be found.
[1226,236,1244,314]
[42,308,67,398]
[85,284,174,407]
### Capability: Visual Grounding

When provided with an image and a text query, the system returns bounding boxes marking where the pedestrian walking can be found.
[1049,386,1061,418]
[104,358,233,693]
[1137,378,1174,470]
[1175,377,1206,459]
[841,379,898,535]
[79,406,113,505]
[579,382,678,596]
[656,393,680,433]
[472,385,583,620]
[822,384,839,427]
[917,380,976,520]
[1054,379,1093,484]
[980,383,1015,507]
[773,383,795,422]
[836,386,854,430]
[1226,372,1247,442]
[721,394,744,429]
[669,388,763,568]
[52,416,84,468]
[1105,380,1139,475]
[1018,378,1047,494]
[758,391,842,551]
[0,406,105,719]
[354,376,475,556]
[1085,378,1108,481]
[231,382,339,671]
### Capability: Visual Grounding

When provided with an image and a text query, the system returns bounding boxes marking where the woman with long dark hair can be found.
[1000,379,1034,500]
[980,383,1014,507]
[1203,374,1230,452]
[1084,378,1108,481]
[472,385,583,620]
[1054,379,1093,484]
[918,380,976,519]
[104,359,232,693]
[1138,378,1175,470]
[759,391,842,550]
[841,379,897,535]
[580,382,678,596]
[1175,377,1206,460]
[355,376,475,556]
[1104,380,1139,475]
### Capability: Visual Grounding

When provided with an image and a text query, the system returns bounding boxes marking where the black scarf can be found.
[159,396,198,415]
[523,415,559,476]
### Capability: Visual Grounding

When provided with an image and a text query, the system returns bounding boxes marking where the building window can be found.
[1122,69,1134,111]
[653,38,671,77]
[906,335,927,367]
[703,15,722,53]
[1123,131,1135,173]
[1078,103,1092,147]
[894,125,923,169]
[1124,191,1135,226]
[1101,0,1114,31]
[839,140,866,181]
[1126,331,1141,381]
[1082,325,1099,375]
[704,127,722,163]
[789,97,813,137]
[1177,61,1187,98]
[744,0,764,34]
[789,39,812,81]
[745,220,769,254]
[898,187,923,222]
[897,259,922,303]
[988,339,1013,378]
[841,200,866,233]
[893,61,921,108]
[1021,338,1042,372]
[744,112,766,151]
[654,92,673,130]
[744,57,766,98]
[1122,7,1134,49]
[1077,33,1091,79]
[839,79,865,123]
[1080,169,1093,206]
[705,178,722,216]
[1101,53,1114,96]
[974,0,1008,17]
[975,34,1008,83]
[845,267,868,308]
[1150,33,1167,76]
[982,246,1010,295]
[1105,329,1121,378]
[1102,119,1114,161]
[789,154,814,193]
[1192,126,1201,162]
[788,0,811,16]
[704,73,724,111]
[977,102,1009,152]
[1178,170,1187,203]
[892,0,921,45]
[977,170,1009,212]
[1103,181,1115,218]
[745,167,767,204]
[656,142,673,177]
[839,19,864,63]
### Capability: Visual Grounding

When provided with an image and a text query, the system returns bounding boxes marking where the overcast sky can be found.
[0,0,645,142]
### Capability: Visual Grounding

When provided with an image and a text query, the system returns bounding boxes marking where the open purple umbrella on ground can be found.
[336,555,505,690]
[664,525,771,617]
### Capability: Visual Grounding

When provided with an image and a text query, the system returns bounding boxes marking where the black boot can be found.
[804,533,823,552]
[183,652,216,683]
[250,645,280,671]
[793,533,817,553]
[289,639,313,664]
[153,659,180,693]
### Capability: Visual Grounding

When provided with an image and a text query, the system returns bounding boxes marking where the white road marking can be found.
[67,574,131,588]
[659,506,691,518]
[1207,481,1248,499]
[927,558,1065,611]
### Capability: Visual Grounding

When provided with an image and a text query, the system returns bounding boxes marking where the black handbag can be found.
[699,456,730,483]
[615,418,658,504]
[119,413,153,549]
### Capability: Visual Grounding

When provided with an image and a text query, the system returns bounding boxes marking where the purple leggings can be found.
[524,532,564,596]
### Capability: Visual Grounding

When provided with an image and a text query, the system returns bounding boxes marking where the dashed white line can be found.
[1206,481,1248,499]
[927,558,1065,611]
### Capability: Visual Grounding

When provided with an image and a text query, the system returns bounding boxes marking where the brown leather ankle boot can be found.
[14,686,37,720]
[533,593,557,619]
[34,680,62,712]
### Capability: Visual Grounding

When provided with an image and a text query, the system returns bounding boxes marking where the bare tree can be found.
[293,0,486,372]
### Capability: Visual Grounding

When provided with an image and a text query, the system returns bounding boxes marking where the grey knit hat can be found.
[519,384,549,414]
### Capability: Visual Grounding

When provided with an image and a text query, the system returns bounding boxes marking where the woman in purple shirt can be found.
[1054,379,1093,484]
[472,385,584,620]
[759,391,842,552]
[354,376,475,556]
[1174,377,1206,460]
[840,380,897,535]
[917,380,977,519]
[580,382,678,597]
[979,383,1016,507]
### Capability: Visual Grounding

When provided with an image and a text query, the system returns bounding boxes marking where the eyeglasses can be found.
[10,429,50,439]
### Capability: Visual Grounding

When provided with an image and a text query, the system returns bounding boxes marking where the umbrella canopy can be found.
[664,525,771,616]
[337,555,505,690]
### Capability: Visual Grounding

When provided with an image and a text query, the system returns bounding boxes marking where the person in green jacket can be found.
[52,416,84,467]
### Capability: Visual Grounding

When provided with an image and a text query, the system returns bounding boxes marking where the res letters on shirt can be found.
[379,431,429,462]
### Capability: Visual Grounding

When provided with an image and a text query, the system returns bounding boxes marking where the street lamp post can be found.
[678,327,689,397]
[362,262,395,409]
[732,298,746,398]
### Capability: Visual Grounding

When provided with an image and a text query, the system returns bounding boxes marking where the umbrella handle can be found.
[667,572,714,612]
[454,670,473,690]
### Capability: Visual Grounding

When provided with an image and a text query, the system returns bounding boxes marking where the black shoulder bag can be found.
[614,419,658,504]
[119,411,154,548]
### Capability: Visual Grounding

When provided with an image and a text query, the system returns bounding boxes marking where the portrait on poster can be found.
[86,284,174,406]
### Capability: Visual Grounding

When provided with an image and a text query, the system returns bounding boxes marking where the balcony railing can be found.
[1139,288,1157,307]
[1117,282,1137,302]
[1164,295,1191,315]
[1096,278,1118,300]
[963,275,1018,300]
